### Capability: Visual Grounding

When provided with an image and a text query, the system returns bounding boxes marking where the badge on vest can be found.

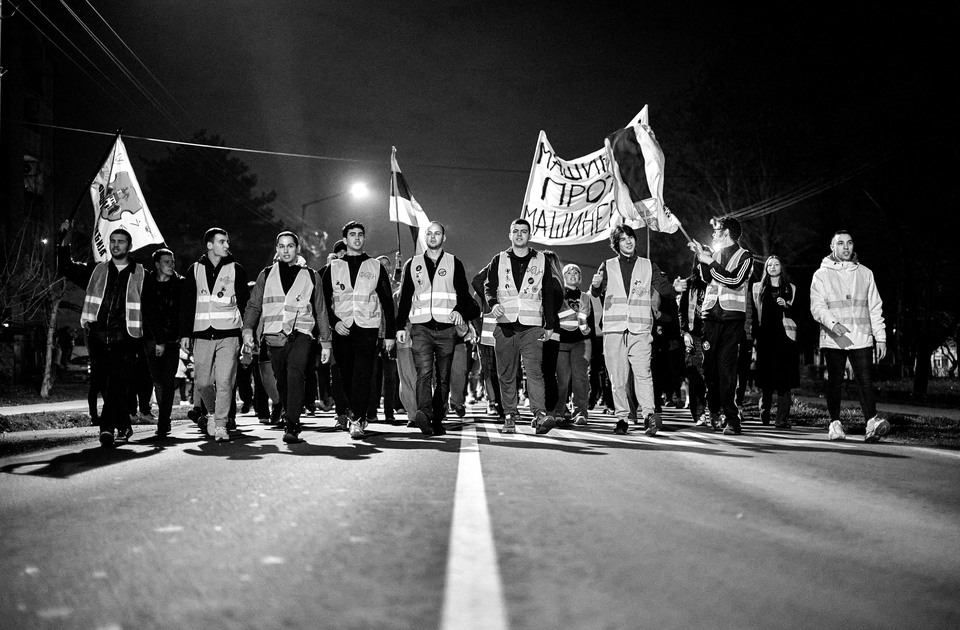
[438,268,447,277]
[631,279,646,297]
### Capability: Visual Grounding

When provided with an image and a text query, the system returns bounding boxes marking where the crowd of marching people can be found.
[57,213,891,449]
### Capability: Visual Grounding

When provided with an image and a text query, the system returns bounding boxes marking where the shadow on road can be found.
[0,442,166,478]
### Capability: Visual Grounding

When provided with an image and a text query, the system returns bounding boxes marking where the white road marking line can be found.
[440,424,509,630]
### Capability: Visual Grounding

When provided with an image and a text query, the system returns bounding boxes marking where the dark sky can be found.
[28,2,937,277]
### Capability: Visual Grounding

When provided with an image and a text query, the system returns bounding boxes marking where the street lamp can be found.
[300,182,370,234]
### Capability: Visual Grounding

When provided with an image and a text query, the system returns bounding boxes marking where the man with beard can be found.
[396,221,478,436]
[58,220,145,448]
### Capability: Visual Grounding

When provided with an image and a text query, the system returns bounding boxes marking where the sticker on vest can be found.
[631,279,646,296]
[528,265,540,275]
[438,268,447,277]
[702,340,711,351]
[359,271,376,281]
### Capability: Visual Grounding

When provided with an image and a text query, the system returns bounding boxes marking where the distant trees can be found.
[140,130,283,271]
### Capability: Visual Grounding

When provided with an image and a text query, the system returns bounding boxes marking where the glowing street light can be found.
[300,181,369,233]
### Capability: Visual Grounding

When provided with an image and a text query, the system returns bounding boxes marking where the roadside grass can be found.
[0,382,91,407]
[740,395,960,448]
[0,406,192,434]
[797,377,959,410]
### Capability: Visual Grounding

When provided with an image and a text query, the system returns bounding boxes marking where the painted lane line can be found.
[440,424,509,630]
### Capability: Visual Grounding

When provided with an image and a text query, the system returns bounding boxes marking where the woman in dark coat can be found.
[752,256,800,428]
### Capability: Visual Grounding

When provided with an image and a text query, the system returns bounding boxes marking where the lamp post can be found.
[300,182,369,234]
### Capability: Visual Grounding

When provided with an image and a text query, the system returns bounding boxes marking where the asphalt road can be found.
[2,405,959,630]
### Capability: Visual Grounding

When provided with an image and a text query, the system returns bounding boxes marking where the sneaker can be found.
[760,410,771,425]
[828,420,847,441]
[115,427,133,443]
[536,414,557,435]
[282,431,300,444]
[413,410,433,437]
[140,410,155,421]
[614,419,629,435]
[179,400,191,406]
[270,405,283,425]
[304,406,316,417]
[406,418,417,428]
[155,426,170,438]
[453,404,466,418]
[349,419,366,439]
[501,414,517,434]
[709,412,722,432]
[487,403,498,417]
[531,414,541,430]
[187,407,201,424]
[214,426,229,442]
[864,417,891,443]
[722,425,742,436]
[198,416,210,435]
[259,416,272,424]
[431,421,447,436]
[694,413,709,426]
[226,418,237,432]
[99,431,114,448]
[643,413,661,436]
[573,413,587,426]
[207,418,217,438]
[321,397,335,412]
[335,414,349,431]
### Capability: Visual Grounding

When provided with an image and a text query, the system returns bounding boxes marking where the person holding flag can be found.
[395,221,479,436]
[58,220,145,448]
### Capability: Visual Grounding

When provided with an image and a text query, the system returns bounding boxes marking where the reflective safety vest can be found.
[409,253,458,324]
[261,264,316,338]
[80,262,145,338]
[496,251,544,325]
[701,247,750,313]
[480,312,497,346]
[193,261,242,332]
[752,282,797,341]
[601,257,653,334]
[818,273,872,337]
[557,290,590,334]
[330,257,382,329]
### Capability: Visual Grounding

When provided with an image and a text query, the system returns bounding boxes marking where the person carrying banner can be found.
[810,230,889,442]
[322,221,396,439]
[591,224,676,435]
[179,227,250,442]
[396,221,479,436]
[141,248,185,437]
[555,263,594,426]
[688,217,754,435]
[242,232,331,443]
[57,220,145,448]
[484,219,558,434]
[753,256,800,429]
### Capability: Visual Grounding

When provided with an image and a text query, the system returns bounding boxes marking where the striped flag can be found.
[389,147,429,254]
[604,106,680,233]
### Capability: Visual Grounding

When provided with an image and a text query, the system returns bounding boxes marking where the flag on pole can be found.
[389,146,429,254]
[604,105,680,233]
[89,135,164,261]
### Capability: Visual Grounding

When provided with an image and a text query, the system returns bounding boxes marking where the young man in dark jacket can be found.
[141,248,184,437]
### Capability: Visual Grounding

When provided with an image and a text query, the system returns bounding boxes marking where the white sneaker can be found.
[207,418,217,438]
[828,420,847,441]
[349,419,365,439]
[214,426,228,442]
[865,416,891,443]
[573,413,587,426]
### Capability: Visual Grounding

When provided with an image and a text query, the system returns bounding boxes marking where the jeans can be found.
[144,340,180,430]
[88,336,137,436]
[823,346,877,421]
[494,326,545,416]
[479,344,501,411]
[411,325,457,422]
[556,339,591,417]
[603,330,655,421]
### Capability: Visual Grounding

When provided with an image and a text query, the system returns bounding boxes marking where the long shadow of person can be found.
[0,443,166,479]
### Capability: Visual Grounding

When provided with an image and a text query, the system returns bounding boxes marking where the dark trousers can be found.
[129,345,153,415]
[367,341,384,418]
[823,347,877,421]
[479,344,501,409]
[237,360,255,407]
[736,338,755,406]
[332,328,379,420]
[542,339,560,412]
[381,353,399,418]
[144,341,180,430]
[267,333,313,431]
[89,336,137,437]
[253,351,271,418]
[702,319,744,428]
[411,325,457,422]
[303,343,318,411]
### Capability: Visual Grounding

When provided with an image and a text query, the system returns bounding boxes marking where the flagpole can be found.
[67,128,121,223]
[390,147,402,258]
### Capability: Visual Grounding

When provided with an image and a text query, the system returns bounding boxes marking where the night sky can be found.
[24,2,946,278]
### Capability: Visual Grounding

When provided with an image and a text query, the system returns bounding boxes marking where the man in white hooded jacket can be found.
[810,230,890,442]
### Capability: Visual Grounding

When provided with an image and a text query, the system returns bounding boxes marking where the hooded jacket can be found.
[810,254,885,350]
